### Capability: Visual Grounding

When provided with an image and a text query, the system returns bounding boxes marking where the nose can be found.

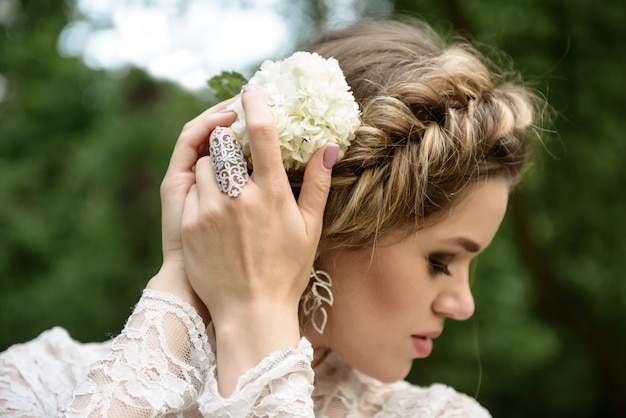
[432,275,475,321]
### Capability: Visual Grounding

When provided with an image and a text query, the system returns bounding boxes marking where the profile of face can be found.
[310,178,510,383]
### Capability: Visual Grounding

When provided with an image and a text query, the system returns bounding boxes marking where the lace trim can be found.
[199,337,315,417]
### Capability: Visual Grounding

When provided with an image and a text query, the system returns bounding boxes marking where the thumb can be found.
[298,143,340,238]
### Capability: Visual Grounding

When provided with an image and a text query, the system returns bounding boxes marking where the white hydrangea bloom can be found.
[231,51,361,170]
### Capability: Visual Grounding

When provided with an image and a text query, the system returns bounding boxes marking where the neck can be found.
[312,346,330,368]
[304,327,331,368]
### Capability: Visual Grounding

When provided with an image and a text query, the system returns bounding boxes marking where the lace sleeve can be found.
[1,289,315,418]
[63,288,316,417]
[198,335,315,418]
[62,289,211,417]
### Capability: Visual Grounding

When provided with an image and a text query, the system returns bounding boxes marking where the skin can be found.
[151,87,509,395]
[308,178,510,382]
[147,98,239,324]
[155,85,337,396]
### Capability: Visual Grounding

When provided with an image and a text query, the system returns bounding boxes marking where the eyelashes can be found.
[428,254,453,276]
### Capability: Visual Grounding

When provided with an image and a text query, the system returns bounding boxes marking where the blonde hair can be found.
[298,19,543,249]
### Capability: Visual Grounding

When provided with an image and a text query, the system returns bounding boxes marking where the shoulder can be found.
[1,326,112,386]
[381,380,492,418]
[1,327,113,415]
[2,326,111,364]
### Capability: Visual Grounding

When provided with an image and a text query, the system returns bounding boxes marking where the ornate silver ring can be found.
[209,126,249,197]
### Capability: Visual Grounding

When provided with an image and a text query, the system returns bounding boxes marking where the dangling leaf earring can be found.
[302,268,334,334]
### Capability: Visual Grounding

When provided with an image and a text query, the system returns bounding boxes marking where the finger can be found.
[194,155,221,203]
[240,85,285,182]
[165,100,238,180]
[181,183,200,237]
[298,143,339,237]
[185,96,238,128]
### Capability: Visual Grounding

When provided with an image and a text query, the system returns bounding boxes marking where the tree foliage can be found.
[0,0,209,349]
[0,1,624,417]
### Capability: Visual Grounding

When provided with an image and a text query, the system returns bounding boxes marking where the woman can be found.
[0,19,542,416]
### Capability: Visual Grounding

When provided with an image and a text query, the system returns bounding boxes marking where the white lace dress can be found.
[0,290,491,417]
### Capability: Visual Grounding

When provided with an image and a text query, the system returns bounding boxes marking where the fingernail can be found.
[242,84,257,93]
[323,143,340,169]
[219,107,235,113]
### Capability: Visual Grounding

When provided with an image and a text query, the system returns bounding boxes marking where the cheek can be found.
[338,254,430,320]
[371,258,431,313]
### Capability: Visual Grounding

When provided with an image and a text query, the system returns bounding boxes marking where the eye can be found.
[428,254,453,276]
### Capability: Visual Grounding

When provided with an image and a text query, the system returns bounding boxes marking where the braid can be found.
[300,19,544,249]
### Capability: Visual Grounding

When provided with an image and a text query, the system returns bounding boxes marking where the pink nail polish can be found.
[219,108,235,113]
[323,143,340,169]
[242,84,257,93]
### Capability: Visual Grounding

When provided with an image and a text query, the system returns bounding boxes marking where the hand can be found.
[146,100,237,322]
[181,85,338,395]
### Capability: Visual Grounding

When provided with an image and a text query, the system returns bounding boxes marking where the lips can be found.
[413,331,442,340]
[411,331,441,358]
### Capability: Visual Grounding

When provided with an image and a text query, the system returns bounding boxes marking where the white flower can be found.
[231,51,361,170]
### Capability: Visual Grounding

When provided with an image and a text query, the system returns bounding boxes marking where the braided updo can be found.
[302,19,542,249]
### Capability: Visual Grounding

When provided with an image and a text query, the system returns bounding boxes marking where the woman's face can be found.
[310,178,510,382]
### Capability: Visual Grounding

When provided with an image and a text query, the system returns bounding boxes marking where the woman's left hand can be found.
[146,100,237,322]
[181,85,338,395]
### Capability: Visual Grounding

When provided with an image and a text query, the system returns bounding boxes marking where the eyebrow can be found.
[445,237,482,253]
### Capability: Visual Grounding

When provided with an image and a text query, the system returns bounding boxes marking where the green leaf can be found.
[207,71,248,101]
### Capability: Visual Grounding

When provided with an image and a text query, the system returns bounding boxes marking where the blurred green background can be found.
[1,1,624,417]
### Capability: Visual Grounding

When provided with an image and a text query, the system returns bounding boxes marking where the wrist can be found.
[213,304,301,396]
[213,303,301,360]
[215,308,301,341]
[213,300,301,338]
[147,262,210,325]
